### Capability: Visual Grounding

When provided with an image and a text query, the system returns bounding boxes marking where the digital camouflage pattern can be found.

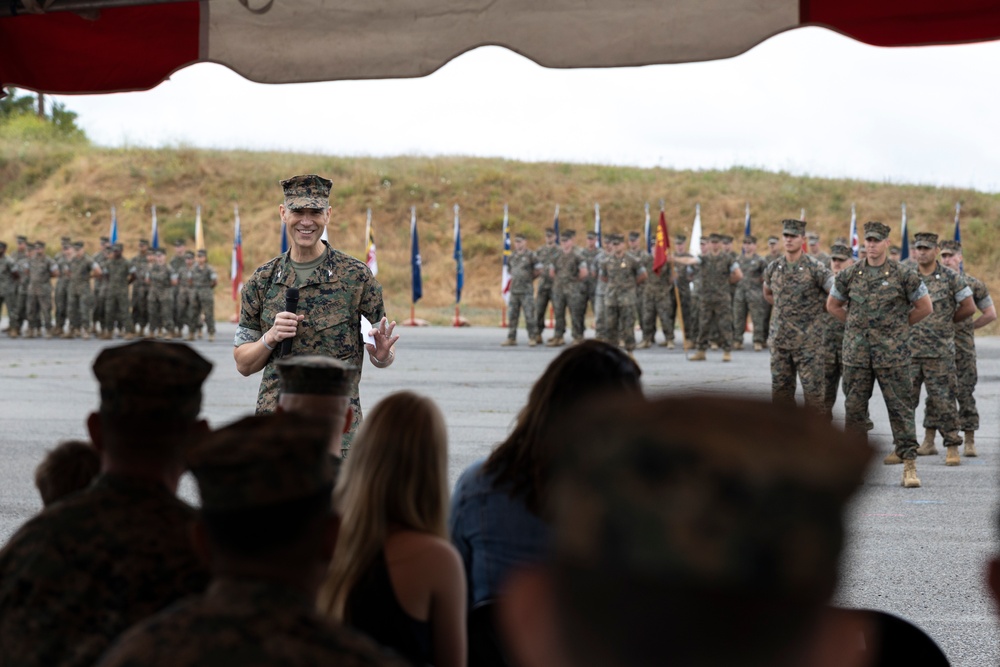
[533,242,559,335]
[281,173,333,210]
[146,263,176,334]
[629,247,653,340]
[236,242,385,452]
[910,357,961,446]
[93,250,110,330]
[592,247,609,338]
[952,273,992,431]
[12,247,29,331]
[189,262,218,335]
[67,252,95,332]
[598,251,646,350]
[551,247,588,340]
[96,580,409,667]
[54,250,71,332]
[732,253,770,346]
[277,355,358,397]
[25,252,57,331]
[0,474,209,667]
[672,252,695,342]
[640,254,675,345]
[907,261,969,359]
[0,253,16,325]
[696,253,736,352]
[506,247,540,341]
[822,309,846,417]
[103,255,134,334]
[129,250,150,332]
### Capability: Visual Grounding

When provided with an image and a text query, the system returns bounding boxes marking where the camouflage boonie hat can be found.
[93,341,212,422]
[628,231,640,241]
[277,356,358,397]
[829,244,851,260]
[913,232,938,249]
[280,174,332,211]
[188,413,335,511]
[863,221,890,241]
[562,230,576,240]
[938,240,961,254]
[550,395,872,598]
[743,235,757,244]
[782,219,806,236]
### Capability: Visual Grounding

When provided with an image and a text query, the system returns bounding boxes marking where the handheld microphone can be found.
[279,286,299,358]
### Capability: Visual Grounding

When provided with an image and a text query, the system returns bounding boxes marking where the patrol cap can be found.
[280,174,332,211]
[549,395,872,598]
[781,219,806,236]
[720,234,733,243]
[913,232,939,249]
[562,230,576,240]
[514,233,527,241]
[938,239,961,254]
[112,243,124,252]
[889,245,901,255]
[708,233,722,242]
[743,235,757,244]
[833,236,849,245]
[197,249,207,256]
[173,239,185,247]
[829,244,851,260]
[99,236,110,244]
[674,234,687,243]
[608,233,625,244]
[61,236,71,247]
[139,238,150,246]
[16,235,27,243]
[806,231,820,242]
[33,241,46,249]
[863,221,890,241]
[184,251,195,259]
[628,231,641,241]
[586,231,597,240]
[73,241,84,250]
[277,355,358,397]
[93,340,212,422]
[767,235,779,243]
[153,248,166,256]
[188,413,335,511]
[545,227,556,235]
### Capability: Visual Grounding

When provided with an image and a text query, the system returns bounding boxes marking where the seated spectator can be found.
[276,355,357,464]
[319,391,466,667]
[500,395,874,667]
[0,340,213,667]
[98,413,408,667]
[34,440,100,506]
[450,340,642,609]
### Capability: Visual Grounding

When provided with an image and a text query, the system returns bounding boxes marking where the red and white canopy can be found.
[2,0,1000,94]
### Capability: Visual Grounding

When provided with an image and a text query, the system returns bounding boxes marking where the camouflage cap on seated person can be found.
[939,239,961,254]
[549,395,872,599]
[913,232,939,249]
[276,355,358,397]
[829,244,852,260]
[781,219,806,236]
[280,174,333,211]
[863,221,890,241]
[93,340,212,422]
[187,413,335,511]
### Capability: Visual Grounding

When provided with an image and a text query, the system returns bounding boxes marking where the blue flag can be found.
[410,207,422,303]
[553,205,560,244]
[954,202,963,271]
[849,204,858,260]
[280,222,289,254]
[643,203,651,253]
[151,205,159,251]
[110,206,119,245]
[744,202,752,238]
[453,204,464,304]
[900,203,909,261]
[595,203,603,249]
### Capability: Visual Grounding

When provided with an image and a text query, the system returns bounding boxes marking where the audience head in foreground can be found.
[34,440,100,506]
[276,354,358,461]
[501,395,874,667]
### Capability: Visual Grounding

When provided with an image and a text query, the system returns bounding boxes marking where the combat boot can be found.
[527,337,538,347]
[186,332,195,342]
[546,336,565,347]
[45,329,55,339]
[7,327,17,338]
[945,446,961,466]
[902,459,921,488]
[883,450,902,465]
[636,339,652,350]
[753,342,764,352]
[123,332,135,341]
[100,331,113,340]
[26,328,36,339]
[81,329,90,340]
[710,343,719,350]
[683,340,693,351]
[915,428,938,456]
[964,431,977,457]
[722,351,732,362]
[208,333,215,343]
[688,350,706,362]
[62,328,75,339]
[500,339,517,347]
[733,341,744,351]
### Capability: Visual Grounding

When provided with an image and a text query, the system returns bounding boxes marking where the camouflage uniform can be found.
[832,258,928,459]
[695,254,736,352]
[235,241,385,453]
[0,474,209,667]
[169,250,187,334]
[103,252,134,336]
[908,260,971,447]
[12,244,30,334]
[534,242,559,334]
[629,245,653,340]
[189,260,218,337]
[130,249,150,334]
[952,273,992,432]
[551,246,588,342]
[92,249,110,332]
[0,251,17,327]
[599,248,646,351]
[640,255,676,345]
[176,257,197,335]
[671,252,695,344]
[54,247,72,334]
[25,249,57,334]
[506,247,541,342]
[763,254,833,410]
[146,262,177,335]
[688,261,702,343]
[732,253,770,347]
[67,249,96,334]
[581,242,600,328]
[822,309,846,417]
[592,247,609,339]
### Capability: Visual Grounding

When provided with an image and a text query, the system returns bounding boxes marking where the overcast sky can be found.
[54,26,1000,192]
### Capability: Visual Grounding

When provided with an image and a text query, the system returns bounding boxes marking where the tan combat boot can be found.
[500,339,517,347]
[62,328,75,339]
[80,329,90,340]
[753,342,764,352]
[945,446,961,466]
[915,428,938,456]
[186,332,195,342]
[902,459,921,488]
[636,339,652,350]
[964,431,977,457]
[883,450,902,465]
[733,341,744,351]
[208,333,215,343]
[722,351,732,362]
[688,350,707,361]
[546,336,565,347]
[683,340,692,351]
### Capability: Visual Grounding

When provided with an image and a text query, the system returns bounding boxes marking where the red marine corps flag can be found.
[652,207,671,275]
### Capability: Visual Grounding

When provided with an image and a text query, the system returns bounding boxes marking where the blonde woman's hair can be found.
[318,391,449,620]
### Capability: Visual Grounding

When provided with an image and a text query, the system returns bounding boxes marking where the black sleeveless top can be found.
[346,550,434,666]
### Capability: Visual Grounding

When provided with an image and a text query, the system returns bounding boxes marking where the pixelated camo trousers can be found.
[843,364,918,460]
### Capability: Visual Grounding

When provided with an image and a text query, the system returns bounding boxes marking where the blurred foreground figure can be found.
[501,395,874,667]
[33,440,100,507]
[276,355,357,462]
[0,341,213,667]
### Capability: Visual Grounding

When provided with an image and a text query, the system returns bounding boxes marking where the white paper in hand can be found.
[360,315,377,346]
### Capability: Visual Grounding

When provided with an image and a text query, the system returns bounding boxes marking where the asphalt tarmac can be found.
[1,323,998,664]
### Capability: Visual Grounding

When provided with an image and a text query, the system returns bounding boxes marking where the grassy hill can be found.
[3,130,999,331]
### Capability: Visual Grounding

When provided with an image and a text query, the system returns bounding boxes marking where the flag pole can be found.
[548,203,559,329]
